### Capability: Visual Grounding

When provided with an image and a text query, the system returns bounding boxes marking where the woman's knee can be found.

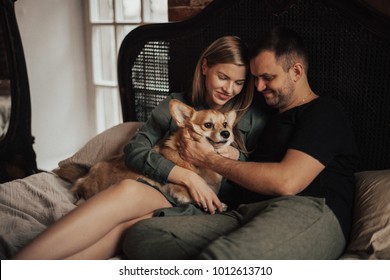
[108,179,148,197]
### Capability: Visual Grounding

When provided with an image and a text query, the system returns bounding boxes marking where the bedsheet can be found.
[0,172,77,259]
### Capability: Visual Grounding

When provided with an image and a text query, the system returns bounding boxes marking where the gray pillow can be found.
[343,170,390,259]
[54,122,143,182]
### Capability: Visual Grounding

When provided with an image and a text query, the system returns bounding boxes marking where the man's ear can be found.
[169,99,194,127]
[290,62,304,82]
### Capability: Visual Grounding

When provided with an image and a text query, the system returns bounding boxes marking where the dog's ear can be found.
[225,110,237,127]
[169,99,194,127]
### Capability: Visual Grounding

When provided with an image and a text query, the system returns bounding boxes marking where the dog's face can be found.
[169,99,236,148]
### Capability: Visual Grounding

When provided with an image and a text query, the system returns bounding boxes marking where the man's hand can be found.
[178,129,216,167]
[215,145,240,160]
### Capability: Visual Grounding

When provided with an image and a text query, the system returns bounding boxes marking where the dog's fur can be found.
[61,99,236,207]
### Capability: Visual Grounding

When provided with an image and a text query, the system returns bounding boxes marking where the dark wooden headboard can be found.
[117,0,390,171]
[0,0,38,183]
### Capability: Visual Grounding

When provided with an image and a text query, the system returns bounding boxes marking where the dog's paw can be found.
[54,165,89,184]
[71,177,99,200]
[173,194,193,205]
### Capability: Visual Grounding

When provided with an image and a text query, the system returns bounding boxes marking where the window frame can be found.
[83,0,168,133]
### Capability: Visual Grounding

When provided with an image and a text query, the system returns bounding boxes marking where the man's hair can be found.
[250,27,309,72]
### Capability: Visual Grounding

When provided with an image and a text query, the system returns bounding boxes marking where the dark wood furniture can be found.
[0,0,37,183]
[1,0,389,184]
[118,0,390,172]
[0,0,389,260]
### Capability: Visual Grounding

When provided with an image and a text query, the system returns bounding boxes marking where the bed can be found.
[1,0,390,259]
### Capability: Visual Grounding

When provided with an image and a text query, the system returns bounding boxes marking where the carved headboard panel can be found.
[0,0,37,183]
[118,0,390,171]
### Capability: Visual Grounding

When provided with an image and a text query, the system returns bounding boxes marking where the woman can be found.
[13,36,266,260]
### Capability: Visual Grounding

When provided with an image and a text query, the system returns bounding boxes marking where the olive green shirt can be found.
[124,92,267,185]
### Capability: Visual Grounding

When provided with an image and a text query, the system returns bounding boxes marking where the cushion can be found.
[343,169,390,259]
[54,122,143,182]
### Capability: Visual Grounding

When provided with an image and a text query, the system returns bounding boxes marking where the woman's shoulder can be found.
[152,92,190,115]
[238,94,269,132]
[168,92,191,104]
[241,95,269,121]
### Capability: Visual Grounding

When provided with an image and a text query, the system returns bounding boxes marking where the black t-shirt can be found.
[236,97,360,238]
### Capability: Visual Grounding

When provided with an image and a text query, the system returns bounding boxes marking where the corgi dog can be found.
[68,99,236,209]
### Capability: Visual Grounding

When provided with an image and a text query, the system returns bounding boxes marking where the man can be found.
[122,27,359,259]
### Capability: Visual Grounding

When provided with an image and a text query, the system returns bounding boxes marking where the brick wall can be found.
[363,0,390,17]
[168,0,214,21]
[168,0,389,22]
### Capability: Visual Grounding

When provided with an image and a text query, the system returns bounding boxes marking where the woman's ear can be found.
[201,58,208,75]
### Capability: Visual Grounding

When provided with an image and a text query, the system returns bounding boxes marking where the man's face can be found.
[250,51,296,112]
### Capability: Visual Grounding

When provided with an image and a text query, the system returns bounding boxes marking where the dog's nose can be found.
[220,130,230,139]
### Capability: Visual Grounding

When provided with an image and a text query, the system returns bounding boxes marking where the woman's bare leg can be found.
[12,179,171,260]
[66,213,152,260]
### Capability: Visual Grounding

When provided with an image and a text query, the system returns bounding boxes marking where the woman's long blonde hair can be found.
[191,36,254,154]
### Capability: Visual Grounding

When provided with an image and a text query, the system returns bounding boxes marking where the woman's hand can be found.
[185,172,224,214]
[168,166,224,214]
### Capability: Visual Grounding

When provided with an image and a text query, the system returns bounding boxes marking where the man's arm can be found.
[180,136,325,196]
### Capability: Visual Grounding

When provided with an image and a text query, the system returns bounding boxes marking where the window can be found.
[85,0,168,133]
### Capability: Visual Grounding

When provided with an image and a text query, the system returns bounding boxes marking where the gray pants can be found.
[123,196,346,259]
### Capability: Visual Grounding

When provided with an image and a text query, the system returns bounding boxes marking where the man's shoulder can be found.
[312,96,343,108]
[301,96,352,129]
[306,96,347,115]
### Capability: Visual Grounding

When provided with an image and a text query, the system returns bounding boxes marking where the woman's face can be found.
[202,60,246,109]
